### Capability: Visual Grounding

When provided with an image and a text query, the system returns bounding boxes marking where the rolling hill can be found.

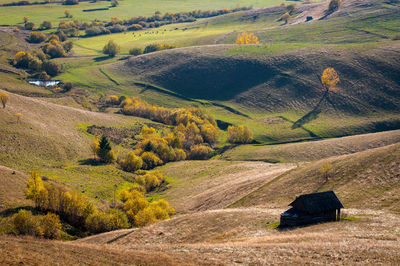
[231,142,400,212]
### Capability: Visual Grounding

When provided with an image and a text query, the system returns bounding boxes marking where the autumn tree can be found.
[0,92,9,108]
[90,139,99,159]
[119,152,143,172]
[227,125,253,144]
[236,31,259,44]
[103,40,120,57]
[25,170,48,209]
[105,95,120,105]
[320,161,332,182]
[321,67,340,91]
[97,136,116,163]
[40,213,62,239]
[282,12,291,24]
[16,113,22,124]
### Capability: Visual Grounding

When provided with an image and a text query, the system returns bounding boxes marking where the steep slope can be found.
[111,42,400,114]
[231,142,400,212]
[0,165,29,211]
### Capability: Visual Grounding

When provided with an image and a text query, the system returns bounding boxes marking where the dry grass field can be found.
[158,160,295,213]
[64,209,400,264]
[232,143,400,212]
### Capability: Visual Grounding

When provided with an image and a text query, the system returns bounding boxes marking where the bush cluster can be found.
[119,188,174,226]
[119,97,219,168]
[21,170,173,237]
[27,32,46,43]
[11,210,62,239]
[13,50,62,77]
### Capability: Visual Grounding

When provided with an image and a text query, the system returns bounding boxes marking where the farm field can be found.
[0,0,308,25]
[0,0,400,264]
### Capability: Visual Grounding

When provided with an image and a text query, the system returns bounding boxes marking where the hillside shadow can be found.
[0,206,35,218]
[79,158,106,166]
[146,57,278,101]
[278,116,320,139]
[93,56,110,62]
[291,90,329,130]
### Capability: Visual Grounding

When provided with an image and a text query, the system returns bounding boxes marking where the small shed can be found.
[280,191,343,226]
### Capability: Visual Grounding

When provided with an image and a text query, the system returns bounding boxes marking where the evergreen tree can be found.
[98,136,115,163]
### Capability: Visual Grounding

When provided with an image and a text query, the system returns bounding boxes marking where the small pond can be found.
[29,80,60,87]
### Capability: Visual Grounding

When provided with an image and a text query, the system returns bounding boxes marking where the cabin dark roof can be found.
[289,191,343,214]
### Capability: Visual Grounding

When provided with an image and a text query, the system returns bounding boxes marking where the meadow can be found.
[0,0,305,25]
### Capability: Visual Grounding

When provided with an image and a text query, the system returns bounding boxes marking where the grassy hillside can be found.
[76,208,400,265]
[231,142,400,212]
[0,166,29,211]
[155,160,294,213]
[0,90,156,201]
[221,129,400,162]
[60,0,400,143]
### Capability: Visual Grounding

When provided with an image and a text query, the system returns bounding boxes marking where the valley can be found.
[0,0,399,264]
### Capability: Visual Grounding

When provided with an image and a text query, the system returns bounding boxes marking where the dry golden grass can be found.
[76,208,400,265]
[0,165,29,211]
[0,235,203,265]
[159,160,295,213]
[232,143,400,212]
[222,129,400,163]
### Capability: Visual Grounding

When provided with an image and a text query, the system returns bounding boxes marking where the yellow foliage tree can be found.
[41,213,62,239]
[320,161,332,181]
[321,67,340,91]
[227,125,253,144]
[25,170,48,209]
[16,113,22,124]
[119,152,143,172]
[236,32,259,44]
[282,12,291,24]
[0,92,9,109]
[90,139,99,159]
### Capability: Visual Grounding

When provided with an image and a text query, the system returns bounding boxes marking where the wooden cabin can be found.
[280,191,343,227]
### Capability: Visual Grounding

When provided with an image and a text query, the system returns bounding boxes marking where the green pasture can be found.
[0,0,305,25]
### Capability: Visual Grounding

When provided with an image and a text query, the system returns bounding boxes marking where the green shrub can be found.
[28,32,46,43]
[328,0,341,13]
[40,21,52,30]
[129,47,143,56]
[103,40,120,57]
